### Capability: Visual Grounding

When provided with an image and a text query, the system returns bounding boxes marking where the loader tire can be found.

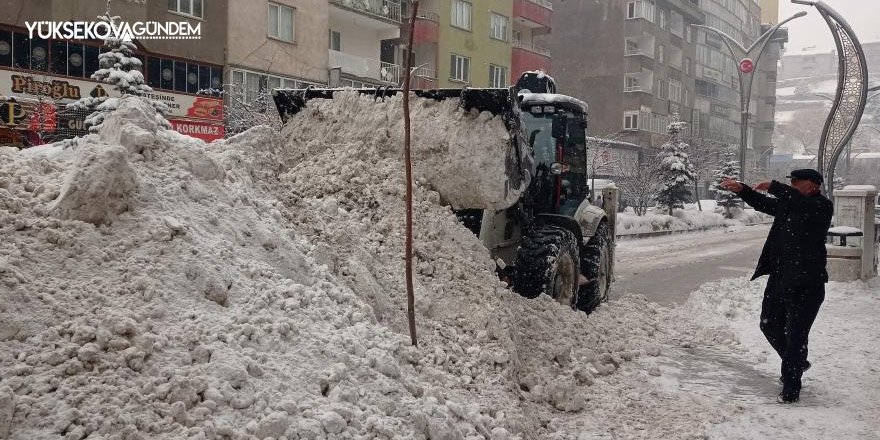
[578,221,613,312]
[514,226,579,308]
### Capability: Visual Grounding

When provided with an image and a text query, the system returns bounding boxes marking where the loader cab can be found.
[519,94,589,217]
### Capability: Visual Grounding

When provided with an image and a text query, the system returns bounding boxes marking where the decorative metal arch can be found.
[692,11,806,183]
[792,1,869,197]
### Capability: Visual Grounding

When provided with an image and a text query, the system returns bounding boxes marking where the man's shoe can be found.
[779,361,811,384]
[777,392,799,404]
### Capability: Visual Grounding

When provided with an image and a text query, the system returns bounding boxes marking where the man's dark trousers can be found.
[760,275,825,395]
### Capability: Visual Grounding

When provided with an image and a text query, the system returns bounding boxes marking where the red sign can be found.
[185,97,223,121]
[169,119,225,142]
[739,58,755,74]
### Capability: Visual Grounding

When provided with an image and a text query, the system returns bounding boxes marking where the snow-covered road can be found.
[613,225,771,304]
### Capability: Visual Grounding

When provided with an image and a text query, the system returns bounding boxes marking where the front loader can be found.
[273,72,616,312]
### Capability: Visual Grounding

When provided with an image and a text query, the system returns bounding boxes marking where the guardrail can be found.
[525,0,553,10]
[512,40,551,57]
[329,0,402,23]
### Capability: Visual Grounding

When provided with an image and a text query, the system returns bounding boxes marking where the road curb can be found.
[616,221,772,240]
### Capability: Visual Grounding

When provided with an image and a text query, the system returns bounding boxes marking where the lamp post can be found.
[691,12,806,184]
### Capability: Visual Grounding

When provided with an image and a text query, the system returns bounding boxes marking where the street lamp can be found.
[691,11,806,184]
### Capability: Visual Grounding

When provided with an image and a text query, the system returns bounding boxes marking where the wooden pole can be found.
[403,0,419,347]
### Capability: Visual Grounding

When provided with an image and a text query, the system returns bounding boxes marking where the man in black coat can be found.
[719,169,833,403]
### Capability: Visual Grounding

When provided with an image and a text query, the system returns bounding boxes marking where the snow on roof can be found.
[787,47,835,56]
[776,86,797,97]
[842,185,878,192]
[518,93,588,114]
[793,154,816,160]
[812,79,838,95]
[776,110,796,122]
[524,70,555,83]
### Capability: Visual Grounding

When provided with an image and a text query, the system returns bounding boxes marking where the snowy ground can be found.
[617,201,769,236]
[648,275,880,439]
[1,95,875,440]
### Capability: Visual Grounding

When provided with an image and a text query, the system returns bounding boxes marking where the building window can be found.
[1,31,49,71]
[490,13,509,41]
[656,79,668,100]
[685,57,691,75]
[168,0,203,19]
[658,9,667,29]
[450,53,470,83]
[657,44,665,64]
[452,0,472,31]
[489,64,507,88]
[625,38,639,55]
[147,56,222,94]
[624,111,640,130]
[230,68,320,103]
[329,30,341,51]
[686,25,692,43]
[624,74,641,92]
[669,79,682,103]
[626,0,655,22]
[268,2,295,43]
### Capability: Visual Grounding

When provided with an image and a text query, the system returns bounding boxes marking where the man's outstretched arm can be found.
[719,179,778,216]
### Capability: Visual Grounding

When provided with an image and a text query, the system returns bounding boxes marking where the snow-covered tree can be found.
[67,2,169,131]
[655,119,696,215]
[711,149,741,219]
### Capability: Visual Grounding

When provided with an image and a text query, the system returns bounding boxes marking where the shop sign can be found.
[169,118,224,142]
[0,69,223,122]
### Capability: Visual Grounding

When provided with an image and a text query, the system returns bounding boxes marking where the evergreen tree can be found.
[711,149,741,219]
[655,119,696,215]
[67,2,170,131]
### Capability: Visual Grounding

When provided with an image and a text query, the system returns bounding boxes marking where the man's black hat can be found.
[787,169,824,185]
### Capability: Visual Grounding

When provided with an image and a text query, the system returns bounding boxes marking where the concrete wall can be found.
[227,0,328,84]
[437,0,512,88]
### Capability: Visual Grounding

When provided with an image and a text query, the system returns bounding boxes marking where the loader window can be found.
[560,118,588,215]
[523,109,588,215]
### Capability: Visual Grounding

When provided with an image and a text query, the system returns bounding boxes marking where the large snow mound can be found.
[1,96,730,439]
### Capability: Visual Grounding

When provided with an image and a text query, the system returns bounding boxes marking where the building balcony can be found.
[329,0,402,25]
[513,0,552,33]
[512,40,551,57]
[411,66,438,89]
[330,50,401,84]
[512,42,551,80]
[411,10,439,44]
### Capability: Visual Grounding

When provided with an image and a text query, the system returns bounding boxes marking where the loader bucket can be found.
[272,86,533,211]
[272,87,520,132]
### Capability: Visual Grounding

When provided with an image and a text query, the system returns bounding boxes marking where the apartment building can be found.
[227,0,329,105]
[549,0,704,150]
[407,0,513,89]
[753,0,786,172]
[691,0,763,149]
[0,0,227,144]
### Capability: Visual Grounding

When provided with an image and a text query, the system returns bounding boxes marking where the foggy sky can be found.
[779,0,879,53]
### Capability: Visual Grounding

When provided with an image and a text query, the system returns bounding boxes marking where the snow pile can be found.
[617,203,770,236]
[281,90,529,211]
[1,96,731,439]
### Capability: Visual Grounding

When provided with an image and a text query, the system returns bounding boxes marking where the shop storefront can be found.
[0,27,224,146]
